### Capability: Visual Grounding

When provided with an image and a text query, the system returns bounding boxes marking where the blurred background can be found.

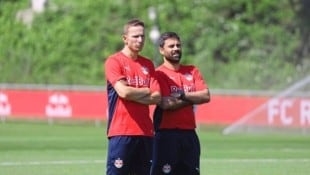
[0,0,309,89]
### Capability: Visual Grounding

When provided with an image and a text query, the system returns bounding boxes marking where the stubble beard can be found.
[166,53,182,64]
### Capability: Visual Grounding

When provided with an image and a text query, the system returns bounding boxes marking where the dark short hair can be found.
[123,19,145,35]
[158,32,180,48]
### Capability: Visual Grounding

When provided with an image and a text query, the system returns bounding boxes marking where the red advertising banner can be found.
[0,90,107,120]
[254,98,310,127]
[0,89,309,127]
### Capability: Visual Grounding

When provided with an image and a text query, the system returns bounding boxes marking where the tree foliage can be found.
[0,0,309,89]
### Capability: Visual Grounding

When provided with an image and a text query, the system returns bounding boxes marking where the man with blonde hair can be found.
[104,19,161,175]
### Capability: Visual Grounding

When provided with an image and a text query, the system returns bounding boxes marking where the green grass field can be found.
[1,120,310,175]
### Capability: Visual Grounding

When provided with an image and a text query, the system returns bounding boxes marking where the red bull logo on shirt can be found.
[127,76,150,87]
[170,85,194,93]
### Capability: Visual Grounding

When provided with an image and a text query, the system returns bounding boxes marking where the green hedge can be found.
[0,0,309,89]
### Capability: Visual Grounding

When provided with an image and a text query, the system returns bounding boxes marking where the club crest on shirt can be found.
[184,73,193,81]
[114,158,123,168]
[141,66,149,75]
[162,163,171,174]
[124,66,130,71]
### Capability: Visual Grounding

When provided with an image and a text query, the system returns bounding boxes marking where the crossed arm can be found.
[159,88,210,110]
[114,79,161,105]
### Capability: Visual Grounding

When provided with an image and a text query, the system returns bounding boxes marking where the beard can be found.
[165,52,182,64]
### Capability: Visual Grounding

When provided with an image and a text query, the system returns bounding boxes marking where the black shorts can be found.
[106,136,153,175]
[150,129,200,175]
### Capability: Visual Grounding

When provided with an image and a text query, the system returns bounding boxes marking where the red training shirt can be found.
[104,52,159,137]
[155,64,208,129]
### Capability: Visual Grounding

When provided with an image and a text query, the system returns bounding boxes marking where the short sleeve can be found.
[104,56,126,86]
[193,67,208,90]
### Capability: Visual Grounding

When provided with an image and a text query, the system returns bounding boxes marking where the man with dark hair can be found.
[104,19,161,175]
[151,32,211,175]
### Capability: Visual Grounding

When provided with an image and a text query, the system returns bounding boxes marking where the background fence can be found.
[1,83,309,134]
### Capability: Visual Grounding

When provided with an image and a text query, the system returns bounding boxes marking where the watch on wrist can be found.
[179,90,185,100]
[170,90,186,100]
[170,92,181,98]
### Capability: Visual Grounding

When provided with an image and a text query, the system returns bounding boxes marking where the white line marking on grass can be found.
[0,160,105,166]
[1,158,310,166]
[201,158,310,163]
